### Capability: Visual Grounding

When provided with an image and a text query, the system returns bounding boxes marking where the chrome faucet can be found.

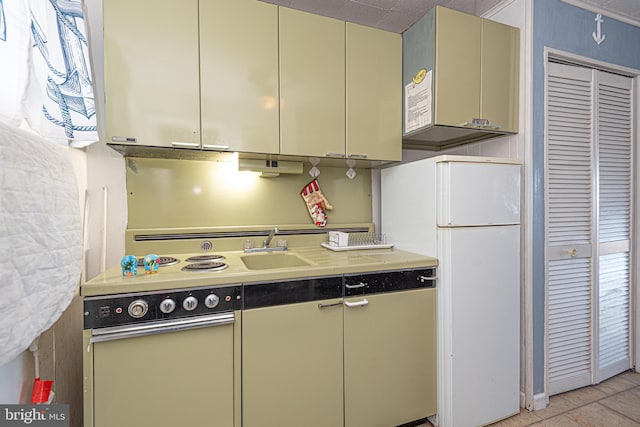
[244,227,286,253]
[263,227,279,248]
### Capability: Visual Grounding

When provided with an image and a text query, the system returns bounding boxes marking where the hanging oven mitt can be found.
[301,179,333,227]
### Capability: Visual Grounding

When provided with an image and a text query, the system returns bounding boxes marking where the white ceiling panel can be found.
[261,0,640,32]
[341,1,389,24]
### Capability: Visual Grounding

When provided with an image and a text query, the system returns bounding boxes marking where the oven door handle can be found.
[90,312,234,344]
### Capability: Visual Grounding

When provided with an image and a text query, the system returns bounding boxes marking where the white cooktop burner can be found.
[136,256,180,267]
[185,254,226,262]
[181,261,229,272]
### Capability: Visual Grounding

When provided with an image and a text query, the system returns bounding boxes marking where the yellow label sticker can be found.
[412,68,427,85]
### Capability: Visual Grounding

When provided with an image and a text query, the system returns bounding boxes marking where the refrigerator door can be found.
[437,161,520,227]
[438,225,520,427]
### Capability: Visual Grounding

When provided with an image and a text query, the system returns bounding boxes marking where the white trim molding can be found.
[560,0,640,28]
[484,0,536,411]
[533,393,549,411]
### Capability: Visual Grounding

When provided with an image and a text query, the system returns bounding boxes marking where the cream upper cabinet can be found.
[403,6,519,149]
[480,18,519,134]
[434,6,519,132]
[433,7,482,130]
[104,2,402,161]
[346,23,402,162]
[279,8,346,158]
[103,0,200,149]
[200,0,279,154]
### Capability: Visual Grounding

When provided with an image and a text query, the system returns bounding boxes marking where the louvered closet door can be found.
[596,71,632,382]
[545,62,634,396]
[546,63,594,395]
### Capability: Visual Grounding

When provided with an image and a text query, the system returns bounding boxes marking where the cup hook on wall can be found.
[309,157,320,178]
[346,159,356,180]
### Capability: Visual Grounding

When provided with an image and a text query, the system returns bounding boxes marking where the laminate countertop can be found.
[81,246,437,297]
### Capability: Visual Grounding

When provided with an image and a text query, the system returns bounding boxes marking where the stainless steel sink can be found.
[241,253,311,270]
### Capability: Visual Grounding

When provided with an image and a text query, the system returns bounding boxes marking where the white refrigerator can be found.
[381,155,521,427]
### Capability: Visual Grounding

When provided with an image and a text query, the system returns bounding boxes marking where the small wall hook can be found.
[309,157,320,178]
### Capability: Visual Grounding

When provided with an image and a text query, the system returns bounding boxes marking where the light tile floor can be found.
[421,370,640,427]
[491,370,640,426]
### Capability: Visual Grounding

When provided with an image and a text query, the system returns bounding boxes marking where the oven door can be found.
[88,312,238,427]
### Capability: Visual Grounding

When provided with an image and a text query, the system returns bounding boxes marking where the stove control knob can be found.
[204,293,220,309]
[159,298,176,314]
[128,300,148,319]
[183,296,198,311]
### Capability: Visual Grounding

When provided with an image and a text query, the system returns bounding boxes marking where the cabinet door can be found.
[346,23,401,161]
[434,7,481,127]
[103,0,200,148]
[279,8,345,157]
[242,300,344,427]
[344,289,436,426]
[200,0,279,154]
[481,19,519,133]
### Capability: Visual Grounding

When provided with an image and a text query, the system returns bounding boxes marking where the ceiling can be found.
[260,0,640,33]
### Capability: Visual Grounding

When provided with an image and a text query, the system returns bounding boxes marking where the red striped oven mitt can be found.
[301,179,333,227]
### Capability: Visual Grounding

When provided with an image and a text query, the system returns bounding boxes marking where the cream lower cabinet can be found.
[344,288,436,426]
[242,296,344,426]
[242,272,436,427]
[103,0,200,149]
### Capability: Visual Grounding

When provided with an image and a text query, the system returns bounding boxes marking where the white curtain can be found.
[0,0,97,146]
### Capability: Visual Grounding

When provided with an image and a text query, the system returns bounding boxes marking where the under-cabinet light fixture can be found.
[238,159,304,178]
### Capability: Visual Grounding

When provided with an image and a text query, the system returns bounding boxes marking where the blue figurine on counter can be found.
[121,255,137,277]
[143,254,160,274]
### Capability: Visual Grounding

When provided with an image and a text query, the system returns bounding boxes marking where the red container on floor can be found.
[31,378,53,403]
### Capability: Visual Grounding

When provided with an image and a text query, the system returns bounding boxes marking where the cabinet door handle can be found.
[171,141,200,147]
[318,301,343,309]
[325,152,346,158]
[459,119,501,130]
[203,144,230,150]
[347,154,368,159]
[344,299,369,308]
[345,282,367,289]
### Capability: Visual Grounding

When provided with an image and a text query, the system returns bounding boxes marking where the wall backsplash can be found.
[126,157,372,229]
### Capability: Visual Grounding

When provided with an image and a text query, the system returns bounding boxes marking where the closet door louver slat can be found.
[596,73,632,382]
[545,62,633,395]
[546,63,594,395]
